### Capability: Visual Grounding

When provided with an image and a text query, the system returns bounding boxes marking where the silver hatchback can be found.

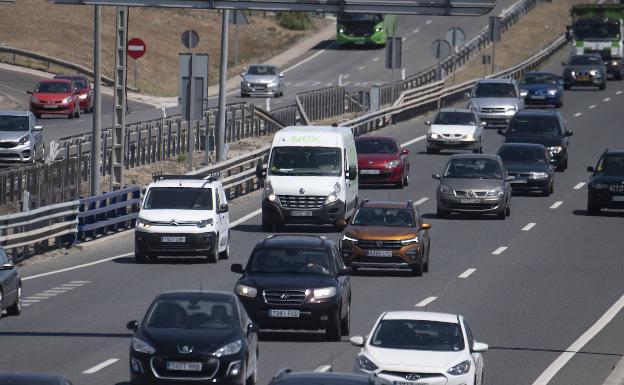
[240,64,284,97]
[0,110,44,163]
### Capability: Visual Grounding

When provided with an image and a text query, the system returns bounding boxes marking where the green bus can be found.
[336,13,397,47]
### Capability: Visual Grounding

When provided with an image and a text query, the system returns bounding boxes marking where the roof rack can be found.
[152,172,220,183]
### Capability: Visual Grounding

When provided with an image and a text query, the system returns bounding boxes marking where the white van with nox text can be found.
[256,126,358,231]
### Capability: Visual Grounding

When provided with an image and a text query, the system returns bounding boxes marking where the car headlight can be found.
[31,96,40,103]
[264,181,277,202]
[342,234,358,243]
[357,355,378,371]
[400,237,420,245]
[136,218,152,229]
[385,160,401,168]
[18,135,30,145]
[612,60,619,66]
[375,27,383,33]
[313,286,337,299]
[447,360,471,376]
[197,218,213,228]
[590,183,608,189]
[549,146,562,154]
[507,105,517,112]
[590,70,598,76]
[78,93,88,100]
[548,89,558,96]
[529,172,549,179]
[235,284,257,298]
[214,340,242,357]
[429,132,439,139]
[440,184,454,195]
[465,133,475,140]
[486,187,505,197]
[132,337,156,354]
[338,27,345,34]
[325,182,341,204]
[570,70,576,77]
[62,96,73,104]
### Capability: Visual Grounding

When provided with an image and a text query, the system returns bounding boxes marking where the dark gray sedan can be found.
[0,247,21,317]
[433,154,513,219]
[562,54,606,90]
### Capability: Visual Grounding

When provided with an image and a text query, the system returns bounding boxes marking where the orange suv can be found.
[339,200,431,276]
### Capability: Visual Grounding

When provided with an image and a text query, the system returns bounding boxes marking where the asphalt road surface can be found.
[1,46,623,385]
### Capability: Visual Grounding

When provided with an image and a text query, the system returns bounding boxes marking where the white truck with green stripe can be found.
[571,4,624,80]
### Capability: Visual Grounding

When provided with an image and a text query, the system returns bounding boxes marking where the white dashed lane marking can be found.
[400,135,427,147]
[589,105,596,109]
[603,97,611,102]
[413,28,420,34]
[414,197,429,206]
[314,365,332,373]
[550,201,563,209]
[22,299,41,303]
[357,66,365,71]
[24,281,93,308]
[574,182,586,190]
[373,57,379,62]
[426,19,432,25]
[574,113,582,117]
[522,223,536,231]
[492,246,508,255]
[458,268,476,279]
[415,297,437,307]
[82,358,119,374]
[617,90,623,95]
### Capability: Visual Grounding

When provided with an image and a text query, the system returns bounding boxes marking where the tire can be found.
[75,106,80,118]
[403,175,409,187]
[207,243,219,263]
[599,82,606,91]
[473,146,483,154]
[261,216,273,232]
[39,145,46,163]
[437,207,449,219]
[505,203,511,217]
[395,180,404,189]
[325,310,342,341]
[411,260,424,277]
[541,187,550,197]
[246,356,257,385]
[134,252,147,264]
[587,200,600,216]
[563,83,571,90]
[615,72,623,81]
[219,241,230,260]
[340,298,351,336]
[6,284,21,316]
[423,246,430,273]
[555,100,563,108]
[68,111,73,119]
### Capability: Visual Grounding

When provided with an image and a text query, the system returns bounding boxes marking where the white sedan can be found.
[426,109,485,154]
[350,311,488,385]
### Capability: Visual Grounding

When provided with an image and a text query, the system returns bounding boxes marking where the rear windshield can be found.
[0,115,29,131]
[433,112,476,126]
[356,139,398,154]
[35,82,70,93]
[248,247,332,275]
[351,207,415,227]
[595,155,624,176]
[508,116,561,137]
[143,187,213,210]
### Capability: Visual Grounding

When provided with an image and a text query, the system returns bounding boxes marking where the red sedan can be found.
[355,136,410,189]
[54,74,93,113]
[29,79,80,119]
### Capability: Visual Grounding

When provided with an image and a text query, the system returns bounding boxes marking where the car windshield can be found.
[35,82,70,93]
[433,112,476,125]
[595,155,624,176]
[247,66,277,76]
[473,83,517,98]
[143,187,213,210]
[499,147,547,165]
[569,55,602,66]
[0,115,29,132]
[443,158,503,179]
[248,247,332,275]
[356,139,398,154]
[269,147,342,176]
[371,319,465,351]
[338,13,383,22]
[146,298,236,330]
[351,207,415,227]
[574,21,620,40]
[522,73,558,85]
[0,248,8,265]
[508,116,561,137]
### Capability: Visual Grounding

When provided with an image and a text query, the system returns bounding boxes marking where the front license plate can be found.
[577,76,589,81]
[291,210,313,217]
[354,40,365,45]
[161,236,186,243]
[444,141,460,145]
[269,309,300,318]
[394,382,427,385]
[44,105,57,109]
[530,95,546,100]
[612,195,624,202]
[460,198,481,204]
[366,250,393,257]
[166,361,202,371]
[360,169,381,175]
[511,179,528,184]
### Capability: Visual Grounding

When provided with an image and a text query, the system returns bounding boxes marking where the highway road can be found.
[1,46,623,385]
[0,0,519,146]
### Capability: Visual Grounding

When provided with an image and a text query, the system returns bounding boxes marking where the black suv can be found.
[499,110,572,171]
[231,234,352,341]
[587,149,624,215]
[267,370,375,385]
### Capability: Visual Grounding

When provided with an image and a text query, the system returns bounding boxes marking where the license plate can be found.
[291,210,313,217]
[612,195,624,202]
[394,382,427,385]
[511,179,527,184]
[269,309,300,318]
[530,95,546,100]
[443,141,460,145]
[460,198,481,204]
[366,250,393,257]
[354,40,365,45]
[577,76,589,81]
[161,236,186,243]
[166,361,202,371]
[360,169,380,175]
[44,105,57,109]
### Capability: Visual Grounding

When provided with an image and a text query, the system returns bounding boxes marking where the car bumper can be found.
[354,367,476,385]
[438,195,505,214]
[524,95,561,106]
[475,112,515,127]
[0,144,35,162]
[358,166,403,184]
[262,198,345,226]
[30,103,73,114]
[588,190,624,209]
[134,230,217,256]
[564,76,603,86]
[337,32,386,46]
[240,83,280,96]
[341,242,423,269]
[509,178,551,191]
[427,138,479,150]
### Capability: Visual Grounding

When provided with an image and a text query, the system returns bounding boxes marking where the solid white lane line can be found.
[458,268,476,279]
[283,43,335,73]
[314,365,332,373]
[61,283,85,287]
[22,303,32,307]
[373,57,379,62]
[23,253,132,281]
[401,135,427,147]
[522,223,536,231]
[70,281,92,284]
[415,297,437,307]
[492,246,508,255]
[574,182,586,190]
[617,90,623,95]
[413,28,420,34]
[574,112,582,117]
[425,19,432,25]
[589,105,596,109]
[550,201,563,209]
[82,358,119,374]
[414,197,429,206]
[532,294,624,385]
[357,66,365,71]
[603,97,611,102]
[230,209,262,229]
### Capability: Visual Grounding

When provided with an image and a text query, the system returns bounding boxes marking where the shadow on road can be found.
[421,213,503,221]
[233,224,340,234]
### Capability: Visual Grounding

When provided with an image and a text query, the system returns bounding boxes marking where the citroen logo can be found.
[376,241,383,248]
[177,345,194,354]
[280,294,290,299]
[404,374,420,381]
[170,219,178,226]
[299,188,305,195]
[467,191,475,197]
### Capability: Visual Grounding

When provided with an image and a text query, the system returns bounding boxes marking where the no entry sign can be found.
[127,38,146,60]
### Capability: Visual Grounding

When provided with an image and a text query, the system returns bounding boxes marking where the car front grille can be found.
[454,190,488,197]
[250,83,267,89]
[381,371,443,380]
[151,220,198,226]
[508,172,532,179]
[278,195,325,209]
[480,107,506,113]
[263,290,306,305]
[346,25,373,37]
[0,142,18,149]
[357,240,403,249]
[150,357,219,380]
[448,202,498,210]
[440,133,467,139]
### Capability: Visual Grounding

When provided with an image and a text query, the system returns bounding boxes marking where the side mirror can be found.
[587,166,594,172]
[27,90,33,95]
[255,164,266,179]
[420,223,431,230]
[240,72,245,77]
[248,323,259,334]
[350,336,365,347]
[126,320,138,331]
[231,263,244,274]
[424,120,432,126]
[89,83,94,90]
[336,219,347,229]
[338,266,353,276]
[506,175,516,182]
[472,342,489,353]
[217,203,229,213]
[33,125,43,131]
[565,130,573,136]
[400,148,409,155]
[347,165,357,180]
[431,174,441,180]
[0,263,15,270]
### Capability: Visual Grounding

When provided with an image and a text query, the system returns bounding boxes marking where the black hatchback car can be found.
[127,291,259,385]
[231,234,352,341]
[0,247,21,317]
[497,143,555,196]
[499,110,572,171]
[587,149,624,215]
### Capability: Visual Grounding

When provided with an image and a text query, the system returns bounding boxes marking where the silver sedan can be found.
[240,64,284,97]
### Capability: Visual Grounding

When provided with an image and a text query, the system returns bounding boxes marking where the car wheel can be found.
[599,82,606,91]
[207,243,219,263]
[541,187,550,197]
[326,310,342,341]
[219,239,230,260]
[261,216,273,232]
[436,207,449,219]
[423,252,429,273]
[68,110,74,119]
[6,284,21,316]
[587,200,600,216]
[563,83,571,90]
[75,106,80,118]
[505,203,511,217]
[556,100,563,108]
[403,174,409,187]
[411,260,424,277]
[340,298,351,336]
[134,252,147,264]
[246,358,257,385]
[38,145,46,163]
[395,180,404,189]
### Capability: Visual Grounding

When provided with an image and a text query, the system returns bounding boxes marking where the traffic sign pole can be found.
[127,37,146,90]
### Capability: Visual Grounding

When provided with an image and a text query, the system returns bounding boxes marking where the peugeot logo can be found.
[280,294,290,300]
[170,219,178,226]
[467,191,475,197]
[376,241,383,248]
[404,374,420,381]
[177,345,194,354]
[299,188,305,195]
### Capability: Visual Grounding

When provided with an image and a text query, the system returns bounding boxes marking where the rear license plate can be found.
[161,236,186,243]
[511,179,527,184]
[166,361,202,371]
[460,198,481,204]
[530,95,546,100]
[291,210,313,217]
[360,169,380,175]
[612,195,624,202]
[366,250,393,257]
[269,309,300,318]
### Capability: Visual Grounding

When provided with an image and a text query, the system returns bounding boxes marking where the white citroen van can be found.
[256,125,358,231]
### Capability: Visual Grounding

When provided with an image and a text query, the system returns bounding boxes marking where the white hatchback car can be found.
[351,311,488,385]
[426,109,484,154]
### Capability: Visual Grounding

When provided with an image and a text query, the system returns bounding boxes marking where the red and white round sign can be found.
[127,38,146,60]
